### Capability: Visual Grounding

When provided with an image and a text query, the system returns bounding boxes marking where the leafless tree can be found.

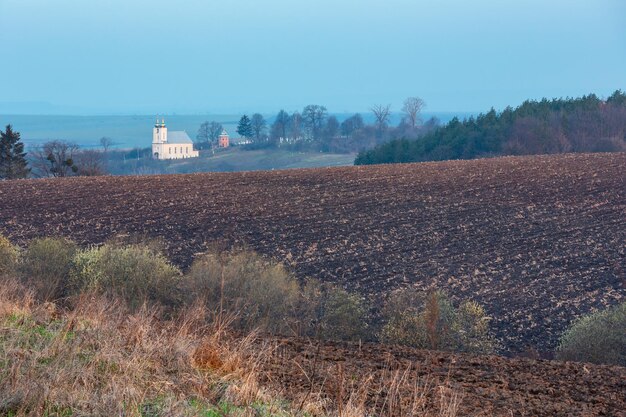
[270,110,290,143]
[31,140,80,177]
[340,113,364,139]
[302,105,327,140]
[289,111,303,141]
[99,136,114,153]
[402,97,425,129]
[196,121,223,149]
[371,104,391,135]
[250,113,267,142]
[74,149,107,176]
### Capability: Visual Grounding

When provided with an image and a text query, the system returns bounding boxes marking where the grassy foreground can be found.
[0,277,295,416]
[0,276,465,417]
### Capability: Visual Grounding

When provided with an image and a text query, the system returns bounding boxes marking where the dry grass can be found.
[0,277,283,416]
[0,272,462,417]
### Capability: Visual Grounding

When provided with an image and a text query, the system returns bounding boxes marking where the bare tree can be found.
[74,149,107,176]
[31,140,80,177]
[402,97,425,129]
[340,113,364,139]
[196,121,223,149]
[289,112,303,141]
[250,113,267,142]
[371,104,391,136]
[207,122,223,143]
[270,110,290,144]
[302,105,327,140]
[99,137,114,153]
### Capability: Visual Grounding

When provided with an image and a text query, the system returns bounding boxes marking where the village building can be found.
[218,129,230,148]
[151,119,199,160]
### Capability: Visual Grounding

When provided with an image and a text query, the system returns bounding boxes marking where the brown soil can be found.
[257,337,626,417]
[0,153,624,353]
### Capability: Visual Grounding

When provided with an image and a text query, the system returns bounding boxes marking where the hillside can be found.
[106,147,356,175]
[356,91,626,165]
[0,152,624,353]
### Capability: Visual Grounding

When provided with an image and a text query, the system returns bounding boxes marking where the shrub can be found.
[19,237,77,301]
[556,302,626,366]
[381,289,494,354]
[0,234,19,276]
[70,243,182,310]
[185,249,303,333]
[453,300,495,353]
[318,287,368,341]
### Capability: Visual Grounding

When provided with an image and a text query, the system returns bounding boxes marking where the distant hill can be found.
[106,147,356,175]
[355,91,626,165]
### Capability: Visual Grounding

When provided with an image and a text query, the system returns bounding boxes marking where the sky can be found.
[0,0,624,115]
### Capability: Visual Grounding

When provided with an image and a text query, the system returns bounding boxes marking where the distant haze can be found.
[0,112,470,149]
[0,0,624,115]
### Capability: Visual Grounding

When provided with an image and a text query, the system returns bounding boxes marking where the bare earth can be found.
[0,153,624,354]
[257,337,626,417]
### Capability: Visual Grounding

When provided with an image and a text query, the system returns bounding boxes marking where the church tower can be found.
[152,118,168,144]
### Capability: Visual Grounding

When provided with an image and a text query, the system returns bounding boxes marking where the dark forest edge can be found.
[355,91,626,165]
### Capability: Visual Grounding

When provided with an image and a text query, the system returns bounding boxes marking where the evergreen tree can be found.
[236,115,253,139]
[355,92,626,165]
[0,124,30,179]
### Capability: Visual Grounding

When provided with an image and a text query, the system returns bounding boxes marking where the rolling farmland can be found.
[0,152,624,353]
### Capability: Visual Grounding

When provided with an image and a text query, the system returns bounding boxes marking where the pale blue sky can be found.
[1,0,624,114]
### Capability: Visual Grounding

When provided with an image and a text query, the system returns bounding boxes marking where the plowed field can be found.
[0,153,624,353]
[257,338,626,416]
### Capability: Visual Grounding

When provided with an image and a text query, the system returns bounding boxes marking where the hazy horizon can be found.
[1,0,624,115]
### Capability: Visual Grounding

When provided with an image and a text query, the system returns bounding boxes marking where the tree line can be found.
[195,97,438,153]
[0,127,112,180]
[355,91,626,165]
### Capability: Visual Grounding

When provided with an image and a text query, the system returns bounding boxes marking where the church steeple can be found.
[152,116,168,144]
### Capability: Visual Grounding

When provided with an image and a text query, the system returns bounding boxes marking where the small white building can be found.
[152,119,199,160]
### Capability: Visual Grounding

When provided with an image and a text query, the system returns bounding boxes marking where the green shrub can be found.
[381,289,494,354]
[318,287,368,342]
[556,302,626,366]
[453,300,495,353]
[19,237,77,301]
[185,249,303,333]
[70,243,181,310]
[0,234,19,276]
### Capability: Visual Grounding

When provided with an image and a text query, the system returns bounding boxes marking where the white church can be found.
[152,119,199,160]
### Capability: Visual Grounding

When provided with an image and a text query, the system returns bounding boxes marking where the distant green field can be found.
[108,147,356,175]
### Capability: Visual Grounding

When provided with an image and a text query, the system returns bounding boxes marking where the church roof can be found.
[167,131,193,144]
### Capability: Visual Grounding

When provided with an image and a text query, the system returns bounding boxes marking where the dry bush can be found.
[381,289,494,354]
[318,287,368,342]
[18,237,77,302]
[70,243,182,311]
[556,302,626,366]
[185,249,305,334]
[0,234,19,277]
